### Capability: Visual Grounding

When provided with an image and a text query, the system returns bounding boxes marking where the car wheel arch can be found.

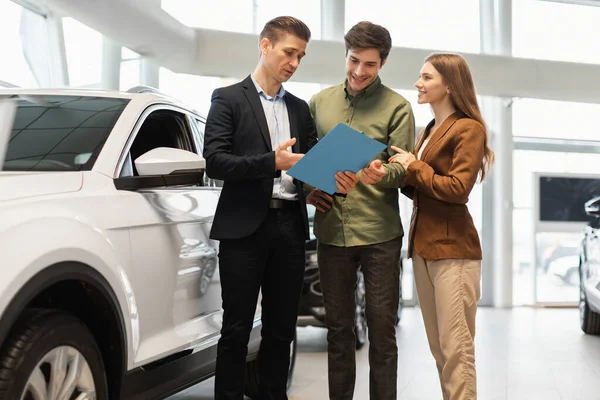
[0,261,128,398]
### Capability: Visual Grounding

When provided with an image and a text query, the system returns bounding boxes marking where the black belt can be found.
[269,198,297,209]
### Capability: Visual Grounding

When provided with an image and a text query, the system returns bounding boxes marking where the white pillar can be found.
[101,37,121,90]
[139,0,161,89]
[140,58,160,89]
[479,0,513,307]
[490,98,514,308]
[321,0,345,41]
[46,12,69,87]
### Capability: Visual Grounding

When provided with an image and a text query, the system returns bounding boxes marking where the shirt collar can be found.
[343,75,382,100]
[250,74,286,100]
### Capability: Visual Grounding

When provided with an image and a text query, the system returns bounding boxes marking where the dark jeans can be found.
[318,237,402,400]
[214,206,306,400]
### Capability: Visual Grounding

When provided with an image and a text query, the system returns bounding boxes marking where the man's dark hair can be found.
[344,21,392,63]
[259,16,311,45]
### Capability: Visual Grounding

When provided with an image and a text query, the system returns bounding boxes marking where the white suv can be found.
[0,87,295,399]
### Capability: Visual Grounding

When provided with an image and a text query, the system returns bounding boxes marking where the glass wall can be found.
[512,95,600,305]
[345,0,480,53]
[63,17,102,88]
[512,150,561,306]
[255,0,321,39]
[158,69,240,116]
[120,48,141,91]
[284,81,324,103]
[512,148,600,305]
[161,0,254,33]
[513,98,600,141]
[513,0,600,64]
[162,0,321,37]
[394,89,432,129]
[0,2,47,87]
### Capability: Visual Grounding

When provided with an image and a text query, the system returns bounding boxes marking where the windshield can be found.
[2,95,129,171]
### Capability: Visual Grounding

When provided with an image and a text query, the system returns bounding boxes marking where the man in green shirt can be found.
[307,21,415,400]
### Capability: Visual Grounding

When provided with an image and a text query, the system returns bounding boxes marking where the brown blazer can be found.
[403,111,485,261]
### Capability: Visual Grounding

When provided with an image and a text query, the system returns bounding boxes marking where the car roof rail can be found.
[126,85,162,94]
[0,80,20,88]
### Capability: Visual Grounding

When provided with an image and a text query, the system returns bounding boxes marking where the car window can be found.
[3,95,129,171]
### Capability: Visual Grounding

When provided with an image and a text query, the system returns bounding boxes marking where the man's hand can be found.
[361,160,386,185]
[275,138,303,171]
[306,189,333,213]
[335,171,359,194]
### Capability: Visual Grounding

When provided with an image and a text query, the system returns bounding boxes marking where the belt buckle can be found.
[270,198,284,209]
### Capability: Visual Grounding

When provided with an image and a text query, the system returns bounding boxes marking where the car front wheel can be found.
[0,309,108,400]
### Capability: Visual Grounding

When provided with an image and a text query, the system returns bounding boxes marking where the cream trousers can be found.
[412,253,481,400]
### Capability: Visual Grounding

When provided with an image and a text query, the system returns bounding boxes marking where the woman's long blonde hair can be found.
[425,53,495,182]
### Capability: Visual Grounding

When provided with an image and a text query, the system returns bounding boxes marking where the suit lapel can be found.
[242,76,272,151]
[420,111,463,161]
[285,96,300,154]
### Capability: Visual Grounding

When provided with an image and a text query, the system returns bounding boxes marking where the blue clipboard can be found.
[287,123,387,195]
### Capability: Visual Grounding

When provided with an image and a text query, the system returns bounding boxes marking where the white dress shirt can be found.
[250,74,297,200]
[418,135,431,160]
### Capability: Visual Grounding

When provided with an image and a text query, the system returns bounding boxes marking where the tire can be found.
[0,308,108,400]
[244,331,298,399]
[355,271,367,350]
[580,266,600,335]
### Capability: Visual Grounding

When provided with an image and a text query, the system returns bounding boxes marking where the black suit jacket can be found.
[203,75,318,241]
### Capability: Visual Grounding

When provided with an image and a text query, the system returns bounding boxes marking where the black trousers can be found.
[214,205,306,400]
[318,237,402,400]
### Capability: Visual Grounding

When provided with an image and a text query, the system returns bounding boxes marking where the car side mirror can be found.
[585,196,600,217]
[114,147,206,191]
[135,147,205,176]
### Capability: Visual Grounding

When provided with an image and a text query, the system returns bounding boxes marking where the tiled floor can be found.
[170,307,600,399]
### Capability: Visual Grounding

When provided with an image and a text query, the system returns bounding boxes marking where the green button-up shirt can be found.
[308,76,415,247]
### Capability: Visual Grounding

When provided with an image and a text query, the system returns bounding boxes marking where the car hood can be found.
[0,172,83,202]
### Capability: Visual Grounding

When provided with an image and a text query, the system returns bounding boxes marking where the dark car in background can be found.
[297,206,404,349]
[579,196,600,334]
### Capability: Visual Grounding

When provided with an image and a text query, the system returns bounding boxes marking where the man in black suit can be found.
[204,16,357,400]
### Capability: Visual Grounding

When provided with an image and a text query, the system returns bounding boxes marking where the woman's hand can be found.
[389,146,416,170]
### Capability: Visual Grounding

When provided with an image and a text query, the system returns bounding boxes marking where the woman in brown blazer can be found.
[389,53,494,400]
